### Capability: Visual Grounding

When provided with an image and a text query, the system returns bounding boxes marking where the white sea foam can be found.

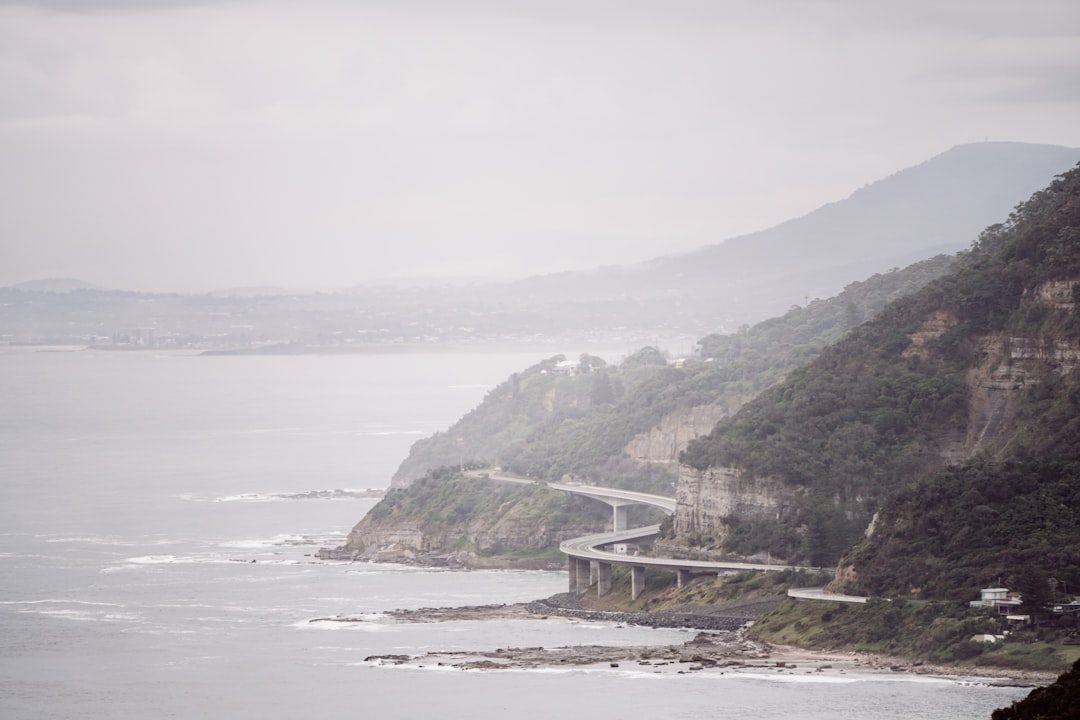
[299,615,398,632]
[44,536,127,545]
[99,564,145,574]
[102,612,144,622]
[212,493,285,503]
[122,554,234,566]
[41,535,179,547]
[219,534,308,549]
[730,670,959,686]
[21,608,100,621]
[0,598,124,607]
[206,489,379,503]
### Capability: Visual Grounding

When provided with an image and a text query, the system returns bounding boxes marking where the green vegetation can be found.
[393,255,955,490]
[576,567,829,614]
[845,458,1080,599]
[750,600,1079,672]
[678,163,1080,586]
[364,468,609,535]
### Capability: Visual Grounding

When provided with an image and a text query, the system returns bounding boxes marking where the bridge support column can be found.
[575,558,591,592]
[597,562,612,597]
[677,569,691,589]
[612,504,629,532]
[630,565,646,601]
[568,556,580,593]
[589,561,598,587]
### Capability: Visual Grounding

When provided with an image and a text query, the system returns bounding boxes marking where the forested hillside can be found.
[390,254,954,490]
[677,163,1080,600]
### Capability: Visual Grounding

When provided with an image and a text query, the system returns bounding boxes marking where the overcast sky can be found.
[2,0,1079,292]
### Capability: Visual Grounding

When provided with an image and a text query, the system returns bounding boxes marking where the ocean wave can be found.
[728,670,959,686]
[39,535,179,547]
[203,488,383,503]
[219,534,308,550]
[44,536,129,545]
[0,598,124,607]
[299,615,398,632]
[21,608,99,621]
[18,606,143,624]
[121,554,236,566]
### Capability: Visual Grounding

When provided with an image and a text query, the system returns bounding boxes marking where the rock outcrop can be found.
[340,476,611,568]
[992,658,1080,720]
[623,399,749,464]
[673,465,796,542]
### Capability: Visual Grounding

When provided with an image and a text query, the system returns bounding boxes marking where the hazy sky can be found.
[2,0,1079,292]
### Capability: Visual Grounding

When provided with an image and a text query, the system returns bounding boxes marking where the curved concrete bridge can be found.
[550,481,819,600]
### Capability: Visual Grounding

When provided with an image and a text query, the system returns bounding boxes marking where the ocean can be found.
[0,348,1029,719]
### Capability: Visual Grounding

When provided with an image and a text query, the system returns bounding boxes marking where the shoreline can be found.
[317,600,1054,686]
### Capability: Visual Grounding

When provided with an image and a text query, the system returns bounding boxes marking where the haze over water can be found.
[0,349,1026,719]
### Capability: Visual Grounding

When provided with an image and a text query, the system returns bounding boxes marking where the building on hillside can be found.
[1052,600,1080,615]
[970,587,1023,614]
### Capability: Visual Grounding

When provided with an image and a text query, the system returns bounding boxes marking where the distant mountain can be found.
[208,286,300,298]
[494,142,1080,332]
[3,143,1076,349]
[10,278,104,293]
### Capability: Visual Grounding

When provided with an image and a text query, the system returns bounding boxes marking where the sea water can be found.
[0,348,1028,719]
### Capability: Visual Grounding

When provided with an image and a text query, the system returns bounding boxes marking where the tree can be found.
[1014,565,1052,615]
[590,371,616,406]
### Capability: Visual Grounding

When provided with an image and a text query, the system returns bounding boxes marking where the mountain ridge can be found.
[5,142,1077,348]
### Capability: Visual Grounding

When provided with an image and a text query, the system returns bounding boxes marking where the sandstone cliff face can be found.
[966,330,1080,455]
[673,465,797,540]
[622,399,748,464]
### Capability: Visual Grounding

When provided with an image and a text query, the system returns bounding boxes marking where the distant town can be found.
[0,285,699,354]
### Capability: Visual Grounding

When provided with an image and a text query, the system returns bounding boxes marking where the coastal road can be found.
[786,587,868,604]
[548,481,676,513]
[467,469,825,597]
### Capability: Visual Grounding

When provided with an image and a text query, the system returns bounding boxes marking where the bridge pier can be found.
[597,562,612,597]
[568,556,592,593]
[590,560,598,587]
[612,504,629,532]
[677,568,690,588]
[630,565,646,600]
[577,558,592,592]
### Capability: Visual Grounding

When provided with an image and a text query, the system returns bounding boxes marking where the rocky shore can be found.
[314,545,562,569]
[311,595,1051,685]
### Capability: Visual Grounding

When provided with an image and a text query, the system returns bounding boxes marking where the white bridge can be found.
[548,480,818,599]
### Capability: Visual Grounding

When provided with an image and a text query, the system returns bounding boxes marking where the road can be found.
[469,469,832,582]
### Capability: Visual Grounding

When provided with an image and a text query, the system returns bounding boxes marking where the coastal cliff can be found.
[348,252,959,569]
[669,316,1080,563]
[342,472,611,568]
